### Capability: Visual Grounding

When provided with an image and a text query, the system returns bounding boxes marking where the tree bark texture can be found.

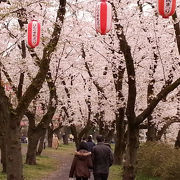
[0,137,7,173]
[26,104,58,165]
[37,129,46,156]
[26,129,39,165]
[6,113,23,180]
[26,126,47,164]
[175,129,180,148]
[146,118,157,141]
[62,133,69,145]
[146,53,158,141]
[0,83,23,180]
[0,86,7,173]
[70,125,79,148]
[48,126,53,147]
[123,126,139,180]
[114,110,126,165]
[62,126,69,145]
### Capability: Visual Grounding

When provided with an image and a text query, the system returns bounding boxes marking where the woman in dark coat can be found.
[69,142,93,180]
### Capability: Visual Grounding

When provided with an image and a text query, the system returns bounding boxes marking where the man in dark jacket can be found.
[92,135,114,180]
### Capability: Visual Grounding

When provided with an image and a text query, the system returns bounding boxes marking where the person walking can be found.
[69,141,93,180]
[86,135,95,152]
[52,135,59,149]
[92,135,113,180]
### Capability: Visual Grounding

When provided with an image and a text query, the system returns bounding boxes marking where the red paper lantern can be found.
[95,0,112,35]
[158,0,176,18]
[28,20,41,48]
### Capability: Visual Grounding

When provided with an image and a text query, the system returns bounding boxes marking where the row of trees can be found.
[0,0,180,179]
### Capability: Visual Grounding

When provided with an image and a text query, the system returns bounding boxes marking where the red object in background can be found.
[28,20,41,48]
[158,0,176,18]
[95,0,112,35]
[20,121,28,127]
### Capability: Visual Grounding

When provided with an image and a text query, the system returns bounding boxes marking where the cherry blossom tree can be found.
[0,0,66,178]
[1,1,180,180]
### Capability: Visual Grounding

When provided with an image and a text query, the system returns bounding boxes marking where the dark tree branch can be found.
[15,0,66,123]
[156,116,180,140]
[172,12,180,55]
[1,64,18,96]
[17,73,24,100]
[112,3,136,122]
[81,45,107,100]
[136,78,180,125]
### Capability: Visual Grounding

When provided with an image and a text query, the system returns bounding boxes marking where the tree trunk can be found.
[105,128,114,143]
[70,125,80,149]
[62,133,69,145]
[48,126,53,147]
[0,105,7,173]
[175,129,180,148]
[123,125,139,180]
[26,128,39,165]
[0,136,7,173]
[0,86,23,179]
[99,118,104,135]
[114,132,127,165]
[0,84,7,173]
[6,116,23,180]
[146,116,157,141]
[37,129,46,156]
[114,109,126,164]
[62,126,69,145]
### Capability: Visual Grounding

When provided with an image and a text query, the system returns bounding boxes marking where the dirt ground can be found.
[41,152,73,180]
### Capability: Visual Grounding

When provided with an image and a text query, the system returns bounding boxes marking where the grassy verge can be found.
[109,165,160,180]
[0,143,75,180]
[0,150,58,180]
[136,174,160,180]
[0,172,6,180]
[23,155,57,180]
[109,165,122,180]
[0,155,57,180]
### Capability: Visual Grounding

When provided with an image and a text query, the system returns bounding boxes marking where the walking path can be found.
[41,152,73,180]
[41,144,93,180]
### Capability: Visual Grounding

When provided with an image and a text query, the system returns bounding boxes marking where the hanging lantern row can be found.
[158,0,176,18]
[95,0,112,35]
[26,0,176,46]
[27,20,41,48]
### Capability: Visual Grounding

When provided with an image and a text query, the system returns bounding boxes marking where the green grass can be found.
[0,172,6,180]
[0,143,75,180]
[0,152,58,180]
[59,142,75,153]
[0,155,57,180]
[109,165,122,180]
[109,165,160,180]
[23,155,57,180]
[136,174,160,180]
